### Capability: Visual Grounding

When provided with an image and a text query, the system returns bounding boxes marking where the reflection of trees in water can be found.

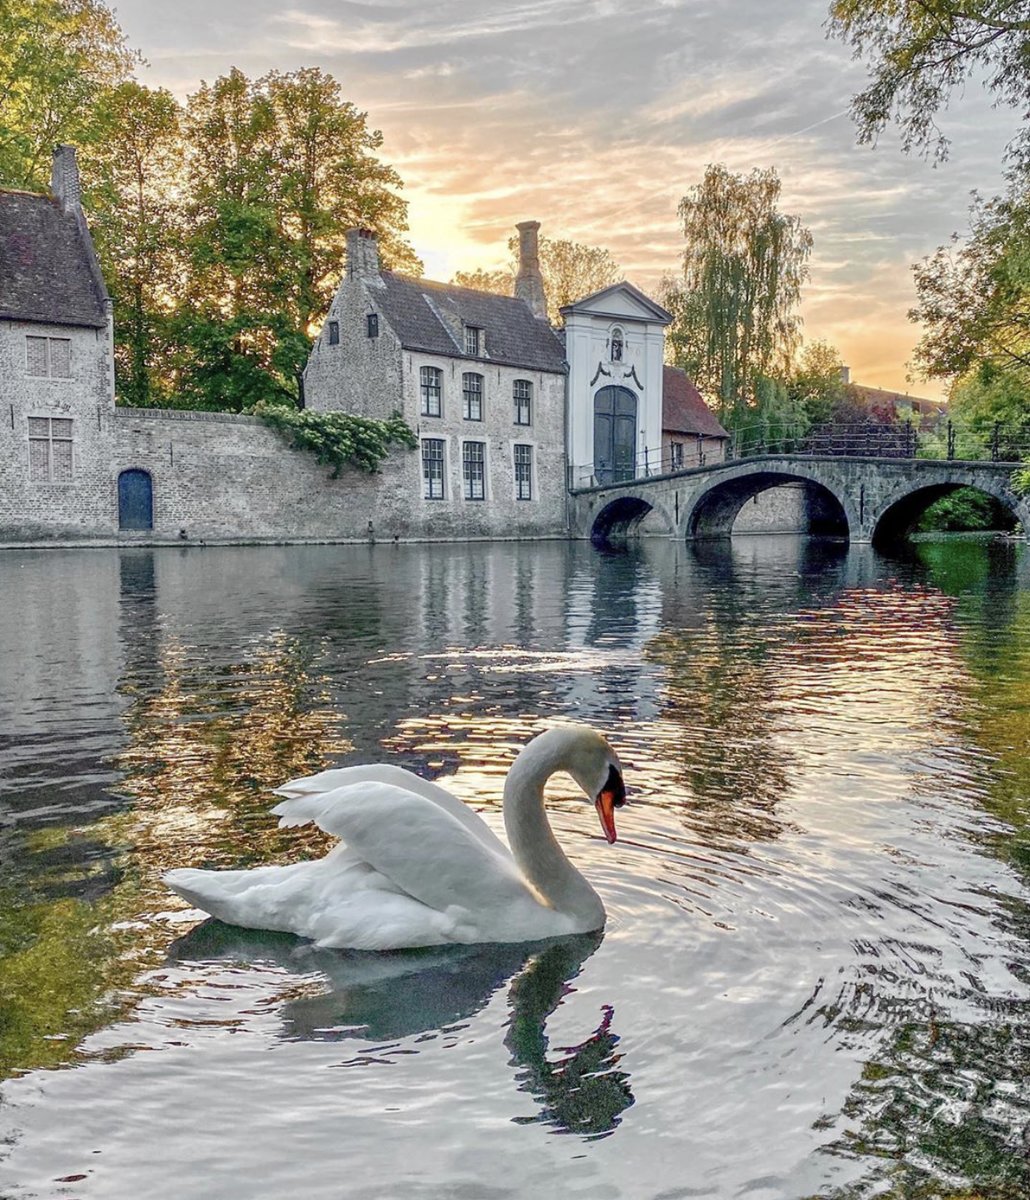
[168,923,632,1138]
[817,999,1030,1199]
[814,544,1030,1200]
[645,624,794,844]
[0,612,350,1078]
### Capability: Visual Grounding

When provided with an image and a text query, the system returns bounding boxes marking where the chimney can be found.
[514,220,547,320]
[346,227,380,280]
[51,145,83,214]
[840,365,851,385]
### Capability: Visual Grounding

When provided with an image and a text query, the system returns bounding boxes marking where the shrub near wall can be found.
[253,403,416,477]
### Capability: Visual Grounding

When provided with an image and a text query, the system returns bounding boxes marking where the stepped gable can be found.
[376,271,566,373]
[662,366,729,438]
[0,189,107,328]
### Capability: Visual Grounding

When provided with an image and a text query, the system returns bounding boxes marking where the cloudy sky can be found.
[113,0,1019,398]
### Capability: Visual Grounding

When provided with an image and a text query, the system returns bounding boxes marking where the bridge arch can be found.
[870,473,1030,546]
[681,464,853,540]
[589,493,676,548]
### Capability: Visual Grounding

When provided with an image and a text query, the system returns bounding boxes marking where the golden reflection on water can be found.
[0,629,350,1078]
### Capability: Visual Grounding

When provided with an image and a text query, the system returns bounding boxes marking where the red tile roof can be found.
[662,366,729,438]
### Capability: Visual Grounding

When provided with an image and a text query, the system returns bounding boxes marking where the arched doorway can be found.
[118,469,153,531]
[593,386,637,485]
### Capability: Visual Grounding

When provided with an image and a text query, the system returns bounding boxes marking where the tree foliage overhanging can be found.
[0,2,421,413]
[828,0,1030,163]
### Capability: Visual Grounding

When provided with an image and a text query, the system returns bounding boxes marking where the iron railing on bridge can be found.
[570,419,1030,490]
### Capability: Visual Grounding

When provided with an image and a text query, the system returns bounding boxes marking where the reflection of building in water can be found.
[560,550,664,721]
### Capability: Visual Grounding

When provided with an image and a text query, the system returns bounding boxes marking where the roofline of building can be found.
[0,308,106,330]
[396,339,568,373]
[559,280,673,325]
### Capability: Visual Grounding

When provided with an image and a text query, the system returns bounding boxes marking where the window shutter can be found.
[49,339,72,377]
[26,337,48,376]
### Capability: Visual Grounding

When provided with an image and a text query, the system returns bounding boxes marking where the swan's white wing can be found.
[272,764,507,853]
[270,780,532,918]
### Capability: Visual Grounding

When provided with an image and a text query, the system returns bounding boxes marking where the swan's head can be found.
[554,725,626,845]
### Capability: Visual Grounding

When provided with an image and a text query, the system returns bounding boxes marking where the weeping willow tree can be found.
[663,165,813,428]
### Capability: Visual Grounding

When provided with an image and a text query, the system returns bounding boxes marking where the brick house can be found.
[661,366,730,471]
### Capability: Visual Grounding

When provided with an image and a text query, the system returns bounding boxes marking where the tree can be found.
[828,0,1030,161]
[176,67,419,411]
[84,82,184,407]
[453,235,621,324]
[0,0,133,189]
[663,164,813,426]
[911,167,1030,384]
[784,340,856,426]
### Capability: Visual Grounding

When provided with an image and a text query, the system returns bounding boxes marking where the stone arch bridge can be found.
[568,455,1030,547]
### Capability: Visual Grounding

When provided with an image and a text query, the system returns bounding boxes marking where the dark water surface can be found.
[0,537,1028,1199]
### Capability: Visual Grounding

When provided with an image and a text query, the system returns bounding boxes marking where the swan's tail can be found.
[163,867,243,921]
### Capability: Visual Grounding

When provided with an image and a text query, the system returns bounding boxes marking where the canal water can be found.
[0,537,1027,1199]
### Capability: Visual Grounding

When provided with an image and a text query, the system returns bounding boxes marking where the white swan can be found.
[163,724,626,950]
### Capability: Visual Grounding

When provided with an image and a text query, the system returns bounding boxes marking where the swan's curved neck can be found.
[503,737,604,926]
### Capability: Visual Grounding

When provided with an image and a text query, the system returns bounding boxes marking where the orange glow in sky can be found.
[113,0,1021,403]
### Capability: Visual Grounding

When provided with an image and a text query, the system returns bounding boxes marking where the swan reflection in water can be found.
[167,923,632,1138]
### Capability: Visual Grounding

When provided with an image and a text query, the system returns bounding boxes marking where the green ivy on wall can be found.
[253,403,417,477]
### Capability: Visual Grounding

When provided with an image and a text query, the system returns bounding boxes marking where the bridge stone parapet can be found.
[568,455,1030,546]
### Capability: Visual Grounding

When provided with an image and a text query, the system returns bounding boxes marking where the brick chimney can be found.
[840,365,851,385]
[347,227,381,280]
[514,220,547,320]
[51,145,83,215]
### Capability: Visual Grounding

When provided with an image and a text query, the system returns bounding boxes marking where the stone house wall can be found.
[303,274,404,420]
[399,349,568,539]
[0,317,116,541]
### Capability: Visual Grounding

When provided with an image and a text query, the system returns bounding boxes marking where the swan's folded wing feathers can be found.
[273,780,529,916]
[272,764,507,853]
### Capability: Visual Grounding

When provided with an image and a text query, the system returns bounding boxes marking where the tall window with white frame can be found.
[420,366,443,417]
[422,438,445,499]
[463,441,486,500]
[464,326,481,357]
[513,379,532,426]
[463,372,483,421]
[514,444,533,500]
[26,335,72,378]
[28,417,73,482]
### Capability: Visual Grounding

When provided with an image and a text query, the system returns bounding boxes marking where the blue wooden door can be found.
[118,470,153,530]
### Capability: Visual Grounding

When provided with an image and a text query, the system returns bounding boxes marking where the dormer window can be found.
[327,321,340,346]
[367,313,379,338]
[465,326,482,357]
[610,328,624,362]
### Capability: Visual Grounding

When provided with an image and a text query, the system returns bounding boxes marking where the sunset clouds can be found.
[113,0,1019,397]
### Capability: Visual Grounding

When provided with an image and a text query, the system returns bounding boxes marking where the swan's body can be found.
[164,725,626,950]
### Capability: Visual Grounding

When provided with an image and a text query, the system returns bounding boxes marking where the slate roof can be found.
[0,189,108,328]
[375,271,566,373]
[662,367,729,438]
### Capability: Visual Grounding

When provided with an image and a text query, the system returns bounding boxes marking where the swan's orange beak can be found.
[595,765,625,844]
